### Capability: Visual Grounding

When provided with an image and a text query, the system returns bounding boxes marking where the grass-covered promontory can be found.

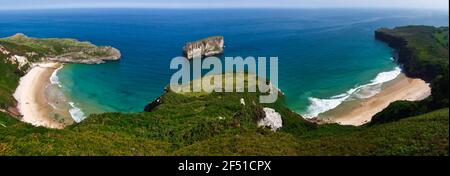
[1,88,448,155]
[0,33,121,110]
[0,55,20,109]
[375,26,448,81]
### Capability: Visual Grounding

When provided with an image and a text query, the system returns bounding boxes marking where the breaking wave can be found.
[50,65,63,87]
[69,102,86,123]
[302,66,401,119]
[49,65,87,123]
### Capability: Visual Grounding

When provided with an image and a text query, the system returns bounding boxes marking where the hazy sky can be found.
[0,0,448,10]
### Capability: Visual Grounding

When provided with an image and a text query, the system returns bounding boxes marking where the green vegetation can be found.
[0,33,119,62]
[0,33,120,109]
[372,26,449,125]
[0,57,20,108]
[1,88,448,155]
[376,26,448,81]
[370,100,429,125]
[176,108,449,156]
[434,27,449,47]
[0,27,448,156]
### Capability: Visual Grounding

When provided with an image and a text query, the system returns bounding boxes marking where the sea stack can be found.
[183,36,224,59]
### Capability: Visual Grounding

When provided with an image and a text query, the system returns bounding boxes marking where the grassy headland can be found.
[0,33,120,64]
[1,87,447,155]
[0,33,120,111]
[372,26,448,125]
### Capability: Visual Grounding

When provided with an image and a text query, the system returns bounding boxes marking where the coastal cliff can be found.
[2,69,448,155]
[375,26,449,82]
[47,46,121,64]
[0,31,448,155]
[371,25,449,125]
[0,33,122,119]
[183,36,224,59]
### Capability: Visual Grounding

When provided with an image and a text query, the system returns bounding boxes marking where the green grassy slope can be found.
[434,27,449,47]
[1,85,448,155]
[175,109,448,156]
[376,26,448,81]
[0,57,20,108]
[0,88,309,155]
[0,33,120,109]
[0,27,448,156]
[1,104,447,155]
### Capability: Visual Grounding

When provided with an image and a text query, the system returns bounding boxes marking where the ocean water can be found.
[0,9,448,120]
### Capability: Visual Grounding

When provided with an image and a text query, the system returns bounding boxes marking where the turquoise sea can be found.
[0,9,448,121]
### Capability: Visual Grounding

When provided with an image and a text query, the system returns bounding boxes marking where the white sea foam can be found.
[370,67,401,86]
[48,65,87,123]
[303,66,401,119]
[69,102,86,123]
[50,65,63,87]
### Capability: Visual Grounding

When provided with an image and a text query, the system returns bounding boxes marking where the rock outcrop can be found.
[144,97,162,112]
[144,87,169,112]
[1,33,121,65]
[0,45,10,55]
[46,46,121,64]
[257,107,282,131]
[183,36,224,59]
[1,45,31,71]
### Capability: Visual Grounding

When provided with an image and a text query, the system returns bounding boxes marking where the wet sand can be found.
[320,74,431,126]
[13,62,67,129]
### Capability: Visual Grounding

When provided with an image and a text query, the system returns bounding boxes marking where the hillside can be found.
[372,26,449,124]
[375,26,448,81]
[0,53,20,110]
[0,33,121,64]
[1,88,448,155]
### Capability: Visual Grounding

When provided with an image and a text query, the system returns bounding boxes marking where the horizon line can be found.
[0,6,449,12]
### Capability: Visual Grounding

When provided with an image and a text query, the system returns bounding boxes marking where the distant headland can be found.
[0,33,121,128]
[3,33,121,65]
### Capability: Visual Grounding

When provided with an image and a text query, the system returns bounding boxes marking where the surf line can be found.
[303,66,402,118]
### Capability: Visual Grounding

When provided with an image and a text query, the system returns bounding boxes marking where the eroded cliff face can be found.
[46,46,121,64]
[375,28,416,76]
[183,36,224,59]
[375,27,448,82]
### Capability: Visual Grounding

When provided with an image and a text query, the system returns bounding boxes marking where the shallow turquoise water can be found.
[0,9,448,120]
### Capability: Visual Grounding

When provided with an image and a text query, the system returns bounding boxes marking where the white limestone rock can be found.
[257,107,282,131]
[240,98,245,105]
[183,36,224,59]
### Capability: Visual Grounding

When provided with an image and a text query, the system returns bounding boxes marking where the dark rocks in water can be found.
[144,97,162,112]
[144,87,170,112]
[183,36,224,59]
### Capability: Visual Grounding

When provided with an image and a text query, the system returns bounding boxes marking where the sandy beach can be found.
[320,74,431,126]
[13,62,66,129]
